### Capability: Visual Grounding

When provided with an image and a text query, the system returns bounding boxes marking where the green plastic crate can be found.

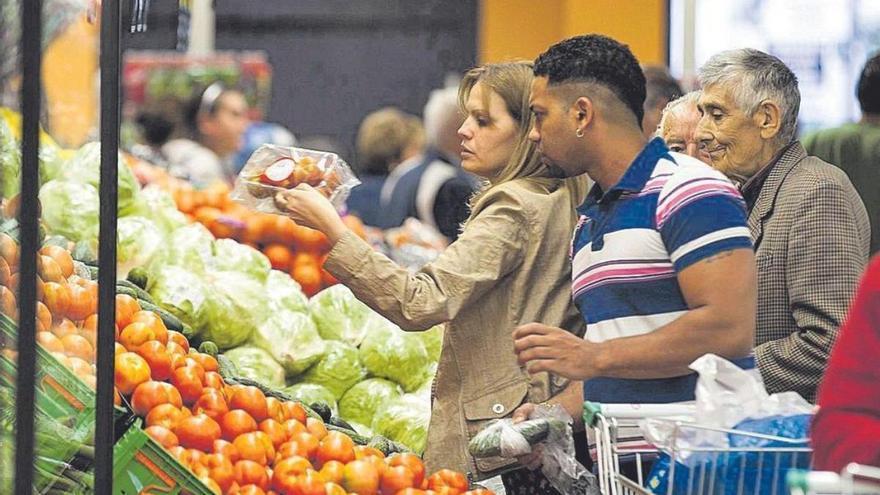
[0,314,96,424]
[114,425,215,495]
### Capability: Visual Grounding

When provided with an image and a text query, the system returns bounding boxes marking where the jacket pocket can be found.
[462,380,529,475]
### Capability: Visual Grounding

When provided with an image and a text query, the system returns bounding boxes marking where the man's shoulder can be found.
[782,153,858,198]
[654,153,741,204]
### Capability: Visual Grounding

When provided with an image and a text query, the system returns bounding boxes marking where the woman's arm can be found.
[275,185,528,330]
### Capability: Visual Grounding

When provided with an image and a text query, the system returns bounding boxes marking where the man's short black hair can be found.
[643,65,683,110]
[534,34,647,125]
[858,52,880,115]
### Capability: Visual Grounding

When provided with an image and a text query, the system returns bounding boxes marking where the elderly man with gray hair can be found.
[696,48,870,402]
[657,91,711,163]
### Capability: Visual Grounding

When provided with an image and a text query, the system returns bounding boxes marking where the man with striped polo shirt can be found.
[513,35,757,417]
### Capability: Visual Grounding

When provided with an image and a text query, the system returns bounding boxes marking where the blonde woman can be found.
[275,62,588,489]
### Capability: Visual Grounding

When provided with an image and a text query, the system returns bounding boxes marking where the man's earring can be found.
[575,129,584,138]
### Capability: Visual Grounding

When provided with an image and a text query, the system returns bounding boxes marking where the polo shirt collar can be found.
[580,137,669,212]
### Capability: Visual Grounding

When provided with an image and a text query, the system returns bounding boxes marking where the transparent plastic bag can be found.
[468,405,598,495]
[231,144,360,212]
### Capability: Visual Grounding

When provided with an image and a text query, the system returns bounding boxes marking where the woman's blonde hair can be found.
[458,61,589,209]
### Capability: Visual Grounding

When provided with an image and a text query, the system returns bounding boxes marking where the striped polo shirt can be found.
[572,138,754,404]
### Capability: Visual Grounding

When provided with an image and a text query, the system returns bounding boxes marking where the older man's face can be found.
[696,84,767,179]
[661,107,711,164]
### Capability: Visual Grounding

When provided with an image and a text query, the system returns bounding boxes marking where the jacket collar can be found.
[580,137,669,212]
[747,141,808,243]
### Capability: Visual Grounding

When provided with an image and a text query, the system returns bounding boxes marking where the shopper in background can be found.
[656,91,711,164]
[162,83,250,188]
[376,86,477,241]
[514,33,755,422]
[696,48,870,402]
[641,65,683,138]
[275,61,589,489]
[812,255,880,471]
[232,120,297,175]
[803,51,880,254]
[346,107,424,227]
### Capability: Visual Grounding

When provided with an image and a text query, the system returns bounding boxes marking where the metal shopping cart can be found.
[583,401,812,495]
[787,463,880,494]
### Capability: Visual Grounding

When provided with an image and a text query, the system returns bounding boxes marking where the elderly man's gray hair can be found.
[423,85,462,148]
[656,90,701,138]
[699,48,800,145]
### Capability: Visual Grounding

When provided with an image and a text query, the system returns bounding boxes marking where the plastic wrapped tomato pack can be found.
[231,144,360,213]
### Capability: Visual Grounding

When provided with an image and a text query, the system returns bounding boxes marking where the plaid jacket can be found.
[750,142,870,403]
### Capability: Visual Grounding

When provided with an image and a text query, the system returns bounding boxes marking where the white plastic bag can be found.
[231,144,360,213]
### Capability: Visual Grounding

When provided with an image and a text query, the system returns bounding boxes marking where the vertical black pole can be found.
[95,0,121,493]
[14,0,42,492]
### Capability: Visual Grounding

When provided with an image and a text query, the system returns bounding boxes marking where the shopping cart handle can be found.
[582,401,602,427]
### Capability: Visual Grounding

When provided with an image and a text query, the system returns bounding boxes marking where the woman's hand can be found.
[274,185,348,244]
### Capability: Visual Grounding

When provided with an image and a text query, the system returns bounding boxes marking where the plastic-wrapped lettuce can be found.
[117,216,165,278]
[339,378,402,426]
[309,285,374,346]
[197,271,265,350]
[0,119,61,198]
[359,317,431,392]
[38,180,100,243]
[251,310,325,377]
[420,325,444,362]
[149,223,215,274]
[283,383,338,415]
[148,265,210,329]
[130,185,188,234]
[61,142,140,215]
[223,346,286,389]
[300,340,366,399]
[266,270,308,314]
[211,239,271,283]
[372,394,430,455]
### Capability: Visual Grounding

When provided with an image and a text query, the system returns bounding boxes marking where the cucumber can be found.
[309,402,332,422]
[368,435,411,456]
[217,354,240,382]
[328,416,355,432]
[116,279,154,303]
[467,418,566,458]
[114,285,140,300]
[71,240,97,265]
[126,267,149,289]
[72,261,92,280]
[87,265,99,280]
[135,300,184,332]
[198,341,219,357]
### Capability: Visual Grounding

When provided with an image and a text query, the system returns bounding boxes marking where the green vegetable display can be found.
[265,270,309,314]
[251,310,325,377]
[149,223,215,274]
[339,378,402,427]
[147,265,210,329]
[372,394,431,455]
[130,185,188,234]
[211,238,271,283]
[223,346,286,389]
[308,285,373,346]
[39,180,100,243]
[283,383,338,416]
[300,340,366,399]
[117,216,165,279]
[61,142,140,215]
[359,317,432,392]
[197,271,265,350]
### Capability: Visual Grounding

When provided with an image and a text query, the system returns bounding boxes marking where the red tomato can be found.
[314,431,355,468]
[204,371,225,390]
[221,409,259,442]
[380,465,417,494]
[145,403,187,430]
[145,425,179,449]
[288,432,319,459]
[131,381,183,417]
[387,454,426,488]
[203,453,236,493]
[234,460,270,490]
[193,388,229,421]
[295,469,327,495]
[233,432,272,466]
[174,414,221,451]
[342,460,380,495]
[115,294,141,329]
[229,385,269,422]
[136,340,173,381]
[282,402,307,424]
[305,417,327,440]
[214,439,241,463]
[282,419,307,438]
[259,419,289,450]
[171,365,204,405]
[130,310,169,345]
[426,470,468,493]
[271,456,313,493]
[167,330,190,353]
[318,460,345,485]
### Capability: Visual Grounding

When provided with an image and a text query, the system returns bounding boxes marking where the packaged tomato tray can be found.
[231,144,360,214]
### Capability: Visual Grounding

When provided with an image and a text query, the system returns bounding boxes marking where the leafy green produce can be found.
[212,238,271,283]
[223,346,286,389]
[147,265,210,329]
[266,270,308,313]
[372,394,430,455]
[117,216,165,278]
[149,223,215,274]
[251,310,325,377]
[359,317,432,392]
[309,285,373,346]
[197,271,264,349]
[300,340,366,399]
[61,142,140,215]
[130,185,188,234]
[39,180,100,243]
[339,378,402,426]
[283,383,338,416]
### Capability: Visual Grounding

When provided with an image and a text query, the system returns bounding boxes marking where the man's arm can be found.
[756,180,869,399]
[514,247,756,381]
